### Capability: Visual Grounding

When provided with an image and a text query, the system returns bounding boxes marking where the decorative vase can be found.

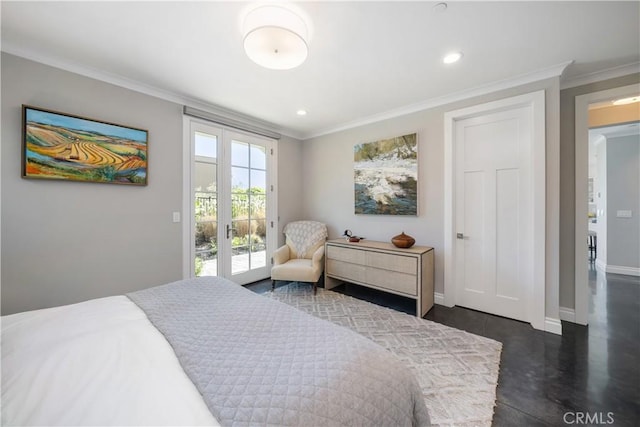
[391,232,415,248]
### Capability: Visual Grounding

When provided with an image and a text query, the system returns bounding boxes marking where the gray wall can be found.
[1,53,303,314]
[301,78,562,319]
[558,73,640,309]
[606,134,640,269]
[276,136,304,243]
[1,54,184,314]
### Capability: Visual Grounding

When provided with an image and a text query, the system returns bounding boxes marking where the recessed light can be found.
[443,51,462,64]
[612,96,640,106]
[296,109,307,116]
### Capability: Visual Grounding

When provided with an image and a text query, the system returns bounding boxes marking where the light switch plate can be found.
[172,212,181,223]
[616,210,632,218]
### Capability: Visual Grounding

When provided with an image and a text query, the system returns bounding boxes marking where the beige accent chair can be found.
[271,221,328,294]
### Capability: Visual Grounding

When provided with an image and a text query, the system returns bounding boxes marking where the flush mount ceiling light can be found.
[443,51,463,64]
[296,109,307,116]
[432,2,448,13]
[612,96,640,105]
[243,5,309,70]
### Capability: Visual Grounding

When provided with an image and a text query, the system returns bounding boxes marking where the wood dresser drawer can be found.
[366,251,417,275]
[326,259,366,283]
[327,244,365,264]
[365,268,417,296]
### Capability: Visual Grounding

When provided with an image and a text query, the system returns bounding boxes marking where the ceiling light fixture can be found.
[443,51,463,64]
[296,109,307,116]
[432,2,448,13]
[612,96,640,106]
[243,5,309,70]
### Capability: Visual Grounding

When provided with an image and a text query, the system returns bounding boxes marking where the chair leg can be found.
[313,280,318,295]
[272,280,276,291]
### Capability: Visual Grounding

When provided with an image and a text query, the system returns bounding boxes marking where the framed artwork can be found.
[354,132,417,215]
[22,105,148,185]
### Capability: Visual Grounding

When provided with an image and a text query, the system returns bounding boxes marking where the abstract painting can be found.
[22,105,148,185]
[354,133,417,215]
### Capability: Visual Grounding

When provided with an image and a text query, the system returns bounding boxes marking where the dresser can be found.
[324,239,434,317]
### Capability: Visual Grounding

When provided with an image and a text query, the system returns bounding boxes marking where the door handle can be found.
[456,233,464,239]
[226,224,232,239]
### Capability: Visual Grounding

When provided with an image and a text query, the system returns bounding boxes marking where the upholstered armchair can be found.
[271,221,328,294]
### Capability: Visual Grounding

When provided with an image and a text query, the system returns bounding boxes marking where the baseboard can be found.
[434,293,562,333]
[594,260,640,277]
[559,307,576,322]
[606,265,640,277]
[545,317,562,335]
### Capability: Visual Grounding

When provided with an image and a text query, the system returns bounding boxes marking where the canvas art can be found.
[22,105,148,185]
[354,133,418,215]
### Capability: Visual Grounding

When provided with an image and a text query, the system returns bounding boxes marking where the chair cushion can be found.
[286,237,324,260]
[271,259,322,283]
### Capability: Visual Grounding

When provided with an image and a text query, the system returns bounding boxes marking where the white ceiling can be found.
[2,1,639,139]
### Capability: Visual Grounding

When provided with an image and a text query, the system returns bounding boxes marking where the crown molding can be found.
[302,60,573,139]
[1,43,304,140]
[560,62,640,90]
[11,40,632,142]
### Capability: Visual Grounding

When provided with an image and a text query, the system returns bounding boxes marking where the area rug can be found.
[264,283,502,427]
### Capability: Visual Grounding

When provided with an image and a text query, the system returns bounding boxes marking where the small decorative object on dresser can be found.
[325,239,434,317]
[391,231,415,248]
[343,229,364,242]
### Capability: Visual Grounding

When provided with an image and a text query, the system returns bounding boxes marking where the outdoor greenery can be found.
[194,186,267,271]
[195,256,204,276]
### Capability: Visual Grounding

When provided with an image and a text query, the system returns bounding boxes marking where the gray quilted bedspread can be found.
[128,277,430,427]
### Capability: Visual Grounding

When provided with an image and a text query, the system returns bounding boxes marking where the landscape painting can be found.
[22,106,148,185]
[354,133,417,215]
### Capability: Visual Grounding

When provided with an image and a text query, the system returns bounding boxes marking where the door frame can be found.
[182,116,278,282]
[182,116,194,279]
[444,90,546,331]
[574,83,639,325]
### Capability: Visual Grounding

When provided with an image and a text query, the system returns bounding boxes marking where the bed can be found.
[2,276,430,426]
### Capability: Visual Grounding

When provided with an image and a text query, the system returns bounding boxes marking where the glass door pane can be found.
[230,140,268,276]
[194,131,218,276]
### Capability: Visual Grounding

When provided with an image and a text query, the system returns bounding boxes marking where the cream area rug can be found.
[265,283,502,427]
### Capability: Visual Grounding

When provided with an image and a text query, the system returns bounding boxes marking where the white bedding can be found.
[1,295,219,426]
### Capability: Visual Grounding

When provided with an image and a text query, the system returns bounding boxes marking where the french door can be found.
[186,119,277,285]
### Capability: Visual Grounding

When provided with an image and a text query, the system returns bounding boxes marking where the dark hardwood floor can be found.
[246,266,640,426]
